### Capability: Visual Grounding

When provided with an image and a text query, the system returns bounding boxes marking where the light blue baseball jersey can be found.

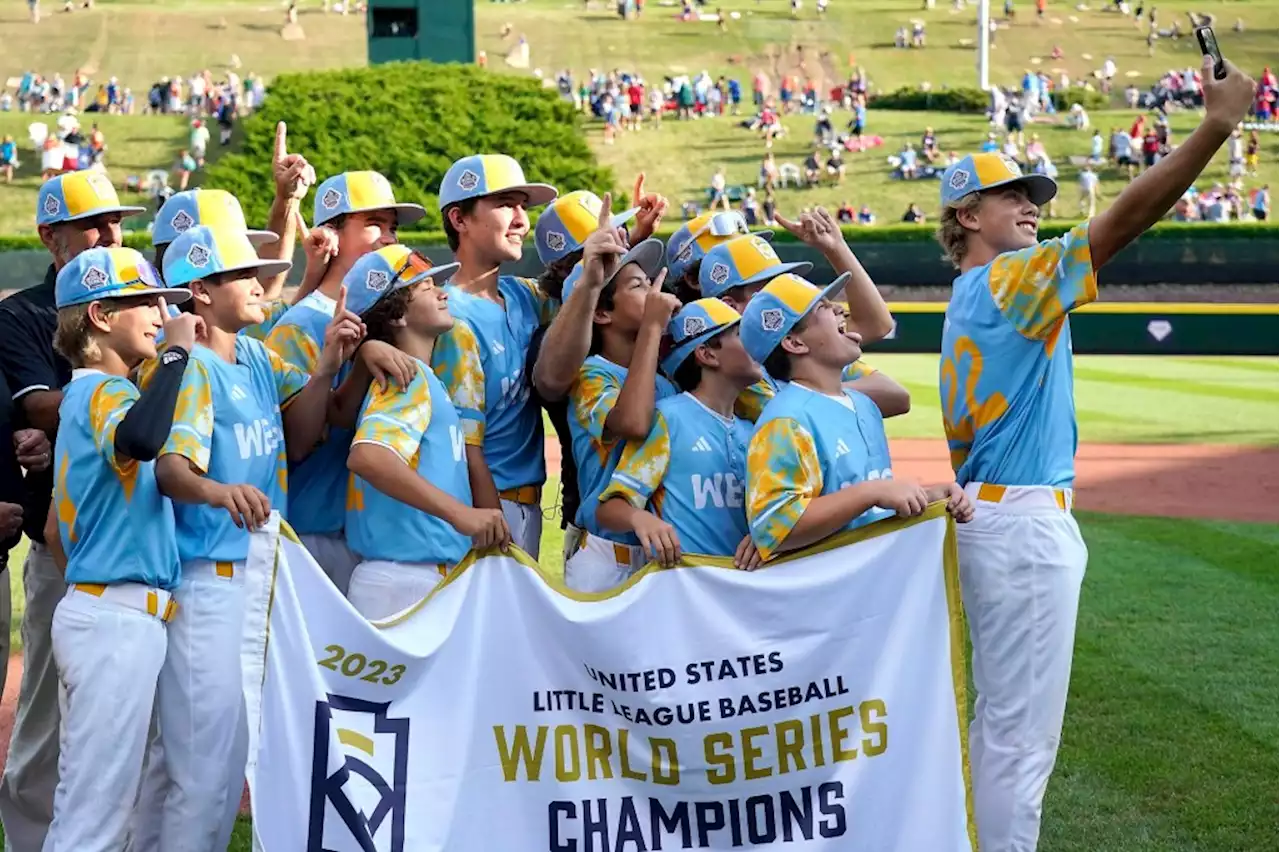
[568,355,678,544]
[939,221,1097,488]
[430,275,557,492]
[746,382,894,560]
[601,392,752,557]
[52,371,181,589]
[734,360,877,423]
[160,336,309,563]
[265,291,351,536]
[346,359,471,566]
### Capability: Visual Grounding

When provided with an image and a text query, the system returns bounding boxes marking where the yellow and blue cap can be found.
[438,154,557,211]
[940,152,1058,207]
[313,171,427,228]
[560,238,665,305]
[534,190,640,265]
[55,247,190,309]
[152,189,277,247]
[660,298,743,378]
[341,245,460,316]
[162,225,293,287]
[698,234,811,299]
[666,210,772,283]
[36,171,145,227]
[740,272,851,364]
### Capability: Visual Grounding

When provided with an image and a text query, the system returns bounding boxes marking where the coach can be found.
[0,169,142,851]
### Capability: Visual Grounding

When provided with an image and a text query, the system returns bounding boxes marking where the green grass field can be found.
[1,0,1277,234]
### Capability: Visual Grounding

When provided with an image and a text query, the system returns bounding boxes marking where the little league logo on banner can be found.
[240,509,976,852]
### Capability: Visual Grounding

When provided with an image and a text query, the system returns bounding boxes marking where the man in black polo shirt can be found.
[0,169,142,852]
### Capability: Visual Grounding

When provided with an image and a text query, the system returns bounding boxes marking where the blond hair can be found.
[54,302,118,369]
[935,193,984,269]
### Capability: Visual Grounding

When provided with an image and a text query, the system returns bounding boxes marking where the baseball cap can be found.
[152,189,277,247]
[36,171,145,227]
[666,210,773,283]
[660,298,743,379]
[438,154,557,211]
[560,237,666,305]
[698,234,811,299]
[739,272,851,365]
[55,247,191,309]
[534,190,640,266]
[342,245,460,317]
[940,152,1057,208]
[313,171,427,228]
[163,226,293,287]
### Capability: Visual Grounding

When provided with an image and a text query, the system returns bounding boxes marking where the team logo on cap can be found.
[708,263,731,287]
[85,172,114,198]
[321,188,343,210]
[578,195,600,214]
[186,245,210,268]
[999,155,1021,176]
[366,269,391,293]
[677,243,694,263]
[42,194,61,217]
[761,308,785,332]
[81,266,109,289]
[544,231,567,253]
[170,210,195,234]
[948,169,970,191]
[751,236,777,259]
[457,170,480,192]
[370,172,392,193]
[683,315,708,338]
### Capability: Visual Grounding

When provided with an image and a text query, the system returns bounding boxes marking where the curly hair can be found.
[362,287,415,345]
[935,193,984,269]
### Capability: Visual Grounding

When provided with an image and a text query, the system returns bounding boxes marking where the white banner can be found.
[240,506,975,852]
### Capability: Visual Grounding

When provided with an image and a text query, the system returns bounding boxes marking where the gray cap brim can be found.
[245,229,279,246]
[979,173,1058,206]
[607,238,666,286]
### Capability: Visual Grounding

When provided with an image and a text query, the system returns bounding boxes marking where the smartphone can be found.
[1195,25,1228,80]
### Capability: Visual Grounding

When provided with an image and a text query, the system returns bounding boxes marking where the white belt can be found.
[965,482,1074,513]
[70,582,178,622]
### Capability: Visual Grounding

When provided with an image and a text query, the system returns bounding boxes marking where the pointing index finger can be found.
[632,172,646,204]
[597,192,613,229]
[294,208,309,235]
[335,284,347,317]
[273,121,288,163]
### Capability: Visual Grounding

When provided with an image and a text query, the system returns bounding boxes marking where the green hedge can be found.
[200,62,613,231]
[871,86,1110,114]
[0,220,1272,253]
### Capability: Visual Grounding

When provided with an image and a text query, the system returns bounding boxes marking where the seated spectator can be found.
[1001,132,1021,163]
[1025,133,1046,164]
[1067,103,1090,130]
[803,150,822,186]
[709,166,730,210]
[836,201,855,223]
[945,150,960,166]
[762,188,778,225]
[825,147,846,183]
[979,131,1000,153]
[899,144,919,178]
[741,187,760,225]
[856,204,876,225]
[911,19,926,47]
[895,26,908,48]
[902,203,925,223]
[921,126,941,162]
[759,152,780,189]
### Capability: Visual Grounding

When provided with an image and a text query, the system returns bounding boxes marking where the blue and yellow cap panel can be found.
[561,238,666,306]
[37,171,145,227]
[438,154,558,211]
[698,235,811,299]
[534,190,640,266]
[939,152,1058,207]
[660,298,743,378]
[314,171,427,227]
[342,244,460,317]
[153,189,277,247]
[665,210,772,283]
[55,246,190,309]
[163,225,293,288]
[739,272,850,365]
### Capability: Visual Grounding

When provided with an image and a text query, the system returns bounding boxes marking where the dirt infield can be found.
[0,438,1269,794]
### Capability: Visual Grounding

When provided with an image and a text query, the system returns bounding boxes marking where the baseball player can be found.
[432,154,558,557]
[343,247,512,620]
[262,170,426,590]
[663,209,765,304]
[151,224,360,850]
[0,170,143,852]
[697,232,910,420]
[740,273,970,563]
[41,248,199,852]
[564,238,679,592]
[596,299,763,569]
[936,57,1255,852]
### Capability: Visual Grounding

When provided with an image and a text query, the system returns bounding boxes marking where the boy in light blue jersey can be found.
[564,239,680,592]
[433,154,559,558]
[151,224,363,850]
[934,58,1256,850]
[741,273,970,562]
[344,248,511,620]
[41,247,199,852]
[597,299,764,569]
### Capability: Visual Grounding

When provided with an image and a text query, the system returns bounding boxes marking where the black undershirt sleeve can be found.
[114,347,189,462]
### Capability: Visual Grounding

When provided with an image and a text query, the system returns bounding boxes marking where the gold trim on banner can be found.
[942,515,978,850]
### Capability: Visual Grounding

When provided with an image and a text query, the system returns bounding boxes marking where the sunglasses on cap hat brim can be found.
[360,251,460,316]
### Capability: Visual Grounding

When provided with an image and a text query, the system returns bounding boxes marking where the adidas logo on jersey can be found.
[834,439,851,457]
[691,436,713,452]
[230,385,248,402]
[491,341,506,355]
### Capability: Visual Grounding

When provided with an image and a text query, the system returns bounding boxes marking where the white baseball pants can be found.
[347,560,447,622]
[957,483,1088,852]
[44,586,169,852]
[299,532,360,597]
[500,498,543,561]
[563,533,646,594]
